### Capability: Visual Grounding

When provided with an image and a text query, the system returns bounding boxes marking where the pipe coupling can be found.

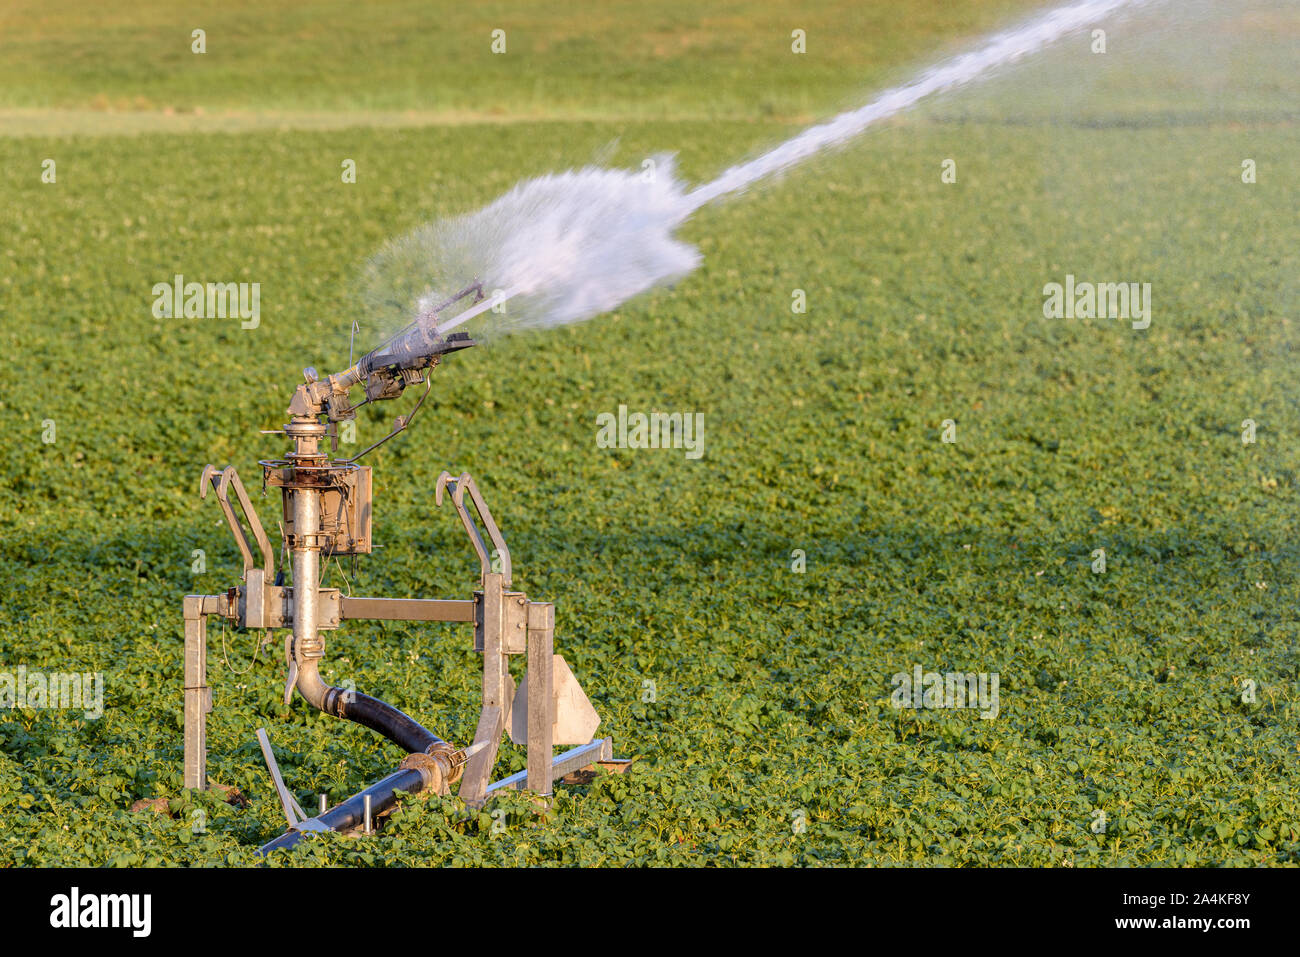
[426,741,465,787]
[400,751,448,796]
[296,632,325,660]
[319,684,348,718]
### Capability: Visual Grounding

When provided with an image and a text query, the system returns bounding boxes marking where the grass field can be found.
[1,1,1299,866]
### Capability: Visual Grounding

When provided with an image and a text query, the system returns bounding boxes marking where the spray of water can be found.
[365,155,701,344]
[362,0,1157,344]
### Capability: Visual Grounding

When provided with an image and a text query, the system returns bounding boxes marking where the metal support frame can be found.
[488,738,613,794]
[186,465,611,821]
[182,590,485,792]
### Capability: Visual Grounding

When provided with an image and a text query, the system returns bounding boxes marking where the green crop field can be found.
[1,1,1298,867]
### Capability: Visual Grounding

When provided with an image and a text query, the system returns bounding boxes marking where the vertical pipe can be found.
[277,418,456,769]
[292,486,322,698]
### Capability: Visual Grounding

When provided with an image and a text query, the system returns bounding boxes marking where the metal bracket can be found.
[435,470,512,585]
[200,465,275,582]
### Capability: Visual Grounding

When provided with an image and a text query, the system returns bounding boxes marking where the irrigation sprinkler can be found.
[181,282,626,853]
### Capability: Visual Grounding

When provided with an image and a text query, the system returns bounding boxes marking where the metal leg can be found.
[458,705,503,807]
[457,571,512,807]
[526,602,555,795]
[183,596,209,790]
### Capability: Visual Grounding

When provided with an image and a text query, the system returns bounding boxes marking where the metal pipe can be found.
[289,488,448,752]
[354,280,492,374]
[284,423,453,755]
[290,485,323,705]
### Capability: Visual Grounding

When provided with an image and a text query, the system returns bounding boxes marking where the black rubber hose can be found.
[257,766,426,856]
[335,690,444,754]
